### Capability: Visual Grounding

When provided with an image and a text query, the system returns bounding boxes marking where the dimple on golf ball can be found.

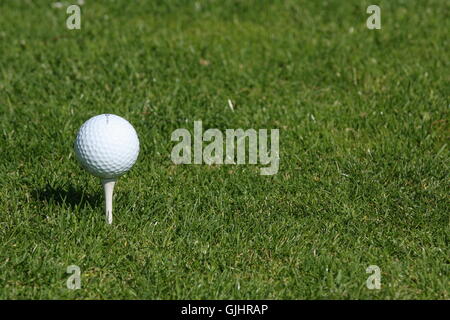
[74,114,140,179]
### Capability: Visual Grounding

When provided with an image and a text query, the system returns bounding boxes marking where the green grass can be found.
[0,0,449,299]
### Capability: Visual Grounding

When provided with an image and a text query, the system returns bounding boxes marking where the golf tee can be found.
[102,178,117,224]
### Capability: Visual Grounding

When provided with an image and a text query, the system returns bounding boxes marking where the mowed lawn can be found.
[0,0,448,299]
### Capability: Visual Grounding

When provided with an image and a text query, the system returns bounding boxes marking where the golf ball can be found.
[74,114,140,179]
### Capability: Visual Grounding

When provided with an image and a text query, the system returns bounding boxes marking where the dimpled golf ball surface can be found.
[74,114,139,179]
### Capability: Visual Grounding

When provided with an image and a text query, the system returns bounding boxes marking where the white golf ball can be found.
[74,114,140,179]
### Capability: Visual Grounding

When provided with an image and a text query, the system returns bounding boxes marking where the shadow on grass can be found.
[32,184,101,209]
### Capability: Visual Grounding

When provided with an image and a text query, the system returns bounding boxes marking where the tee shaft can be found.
[102,178,117,224]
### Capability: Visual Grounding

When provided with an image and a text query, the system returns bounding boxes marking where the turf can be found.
[0,0,448,299]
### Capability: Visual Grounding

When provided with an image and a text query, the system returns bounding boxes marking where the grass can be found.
[0,0,449,299]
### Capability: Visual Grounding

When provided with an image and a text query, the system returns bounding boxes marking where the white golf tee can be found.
[102,178,117,224]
